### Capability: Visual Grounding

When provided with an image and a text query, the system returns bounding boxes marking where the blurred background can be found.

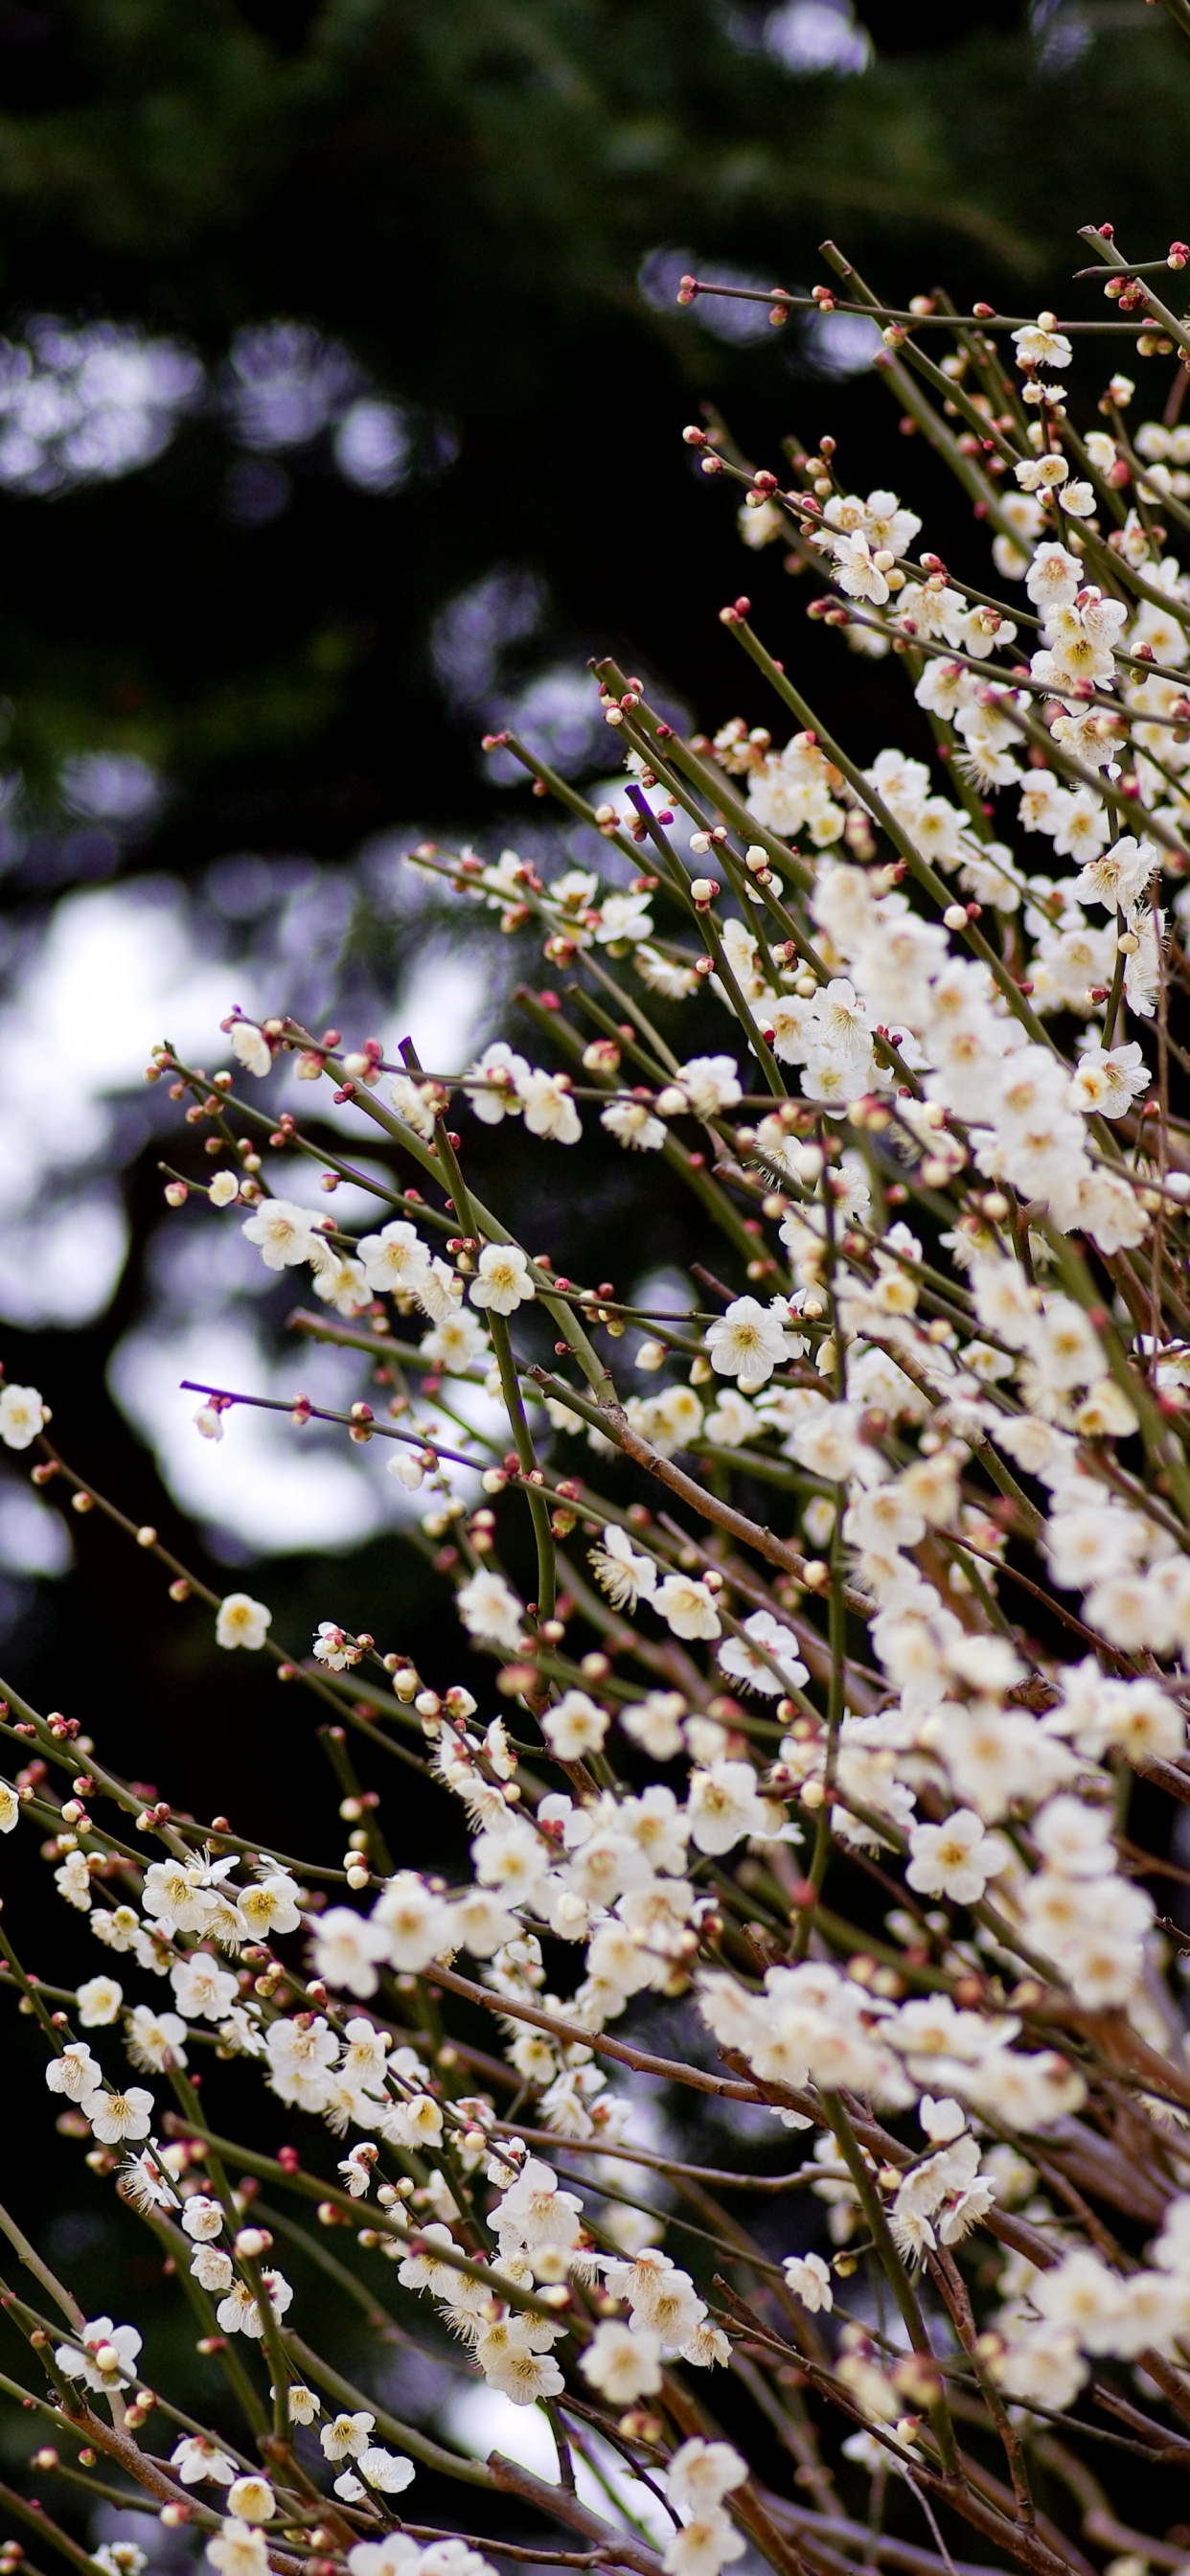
[4,0,1190,2551]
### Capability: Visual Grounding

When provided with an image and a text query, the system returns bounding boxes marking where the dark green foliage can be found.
[0,0,1183,855]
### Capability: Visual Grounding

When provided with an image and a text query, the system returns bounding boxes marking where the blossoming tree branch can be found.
[8,196,1190,2576]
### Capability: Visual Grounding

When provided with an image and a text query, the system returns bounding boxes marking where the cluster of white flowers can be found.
[15,232,1190,2576]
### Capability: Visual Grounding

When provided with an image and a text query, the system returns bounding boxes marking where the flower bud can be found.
[234,2227,272,2260]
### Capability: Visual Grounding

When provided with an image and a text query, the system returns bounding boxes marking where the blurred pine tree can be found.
[0,0,1179,862]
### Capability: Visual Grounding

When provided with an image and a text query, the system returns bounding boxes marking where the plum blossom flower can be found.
[663,2517,744,2576]
[120,2148,180,2213]
[320,2411,376,2461]
[172,2435,237,2486]
[1012,317,1073,370]
[473,2318,564,2404]
[356,1220,432,1297]
[0,1384,46,1448]
[171,1955,240,2020]
[226,2479,275,2524]
[1025,541,1082,610]
[542,1690,609,1760]
[1069,1041,1149,1117]
[580,2320,663,2402]
[1071,834,1155,913]
[516,1067,582,1144]
[88,2087,155,2145]
[654,1574,721,1642]
[783,2252,833,2312]
[466,1041,529,1123]
[387,1074,438,1138]
[420,1308,489,1372]
[229,1022,272,1077]
[312,1906,391,1997]
[602,1097,666,1151]
[705,1296,800,1389]
[456,1567,525,1650]
[719,1609,808,1697]
[181,2196,226,2241]
[312,1620,357,1671]
[1015,451,1069,493]
[469,1244,536,1314]
[358,2450,416,2494]
[216,2268,293,2337]
[55,2317,142,2393]
[371,1873,454,1970]
[906,1811,1004,1906]
[215,1593,272,1651]
[239,1873,301,1940]
[127,2005,188,2073]
[240,1199,319,1269]
[790,1401,863,1484]
[55,1850,94,1911]
[674,1056,742,1117]
[667,2443,747,2520]
[76,1975,123,2026]
[589,1523,658,1611]
[206,2521,269,2576]
[46,2039,103,2104]
[830,530,889,604]
[687,1760,772,1854]
[192,2245,235,2294]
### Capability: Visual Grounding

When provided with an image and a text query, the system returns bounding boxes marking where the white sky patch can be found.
[0,1480,74,1577]
[0,1190,128,1327]
[2,880,226,1176]
[110,1274,488,1557]
[638,248,774,345]
[805,309,882,377]
[0,875,493,1552]
[285,943,489,1135]
[233,1162,396,1230]
[0,319,203,497]
[61,752,162,823]
[108,1315,415,1558]
[762,0,871,75]
[444,2385,673,2548]
[0,882,235,1326]
[385,945,490,1076]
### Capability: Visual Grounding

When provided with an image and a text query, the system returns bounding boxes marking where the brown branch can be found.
[485,2453,664,2575]
[428,1962,760,2100]
[530,1370,872,1606]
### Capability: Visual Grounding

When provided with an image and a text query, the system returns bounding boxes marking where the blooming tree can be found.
[10,209,1190,2576]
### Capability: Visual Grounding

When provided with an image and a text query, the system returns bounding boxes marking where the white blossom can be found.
[0,1384,46,1448]
[240,1199,320,1269]
[215,1593,272,1651]
[229,1023,272,1078]
[783,2252,833,2312]
[580,2319,663,2402]
[469,1243,536,1314]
